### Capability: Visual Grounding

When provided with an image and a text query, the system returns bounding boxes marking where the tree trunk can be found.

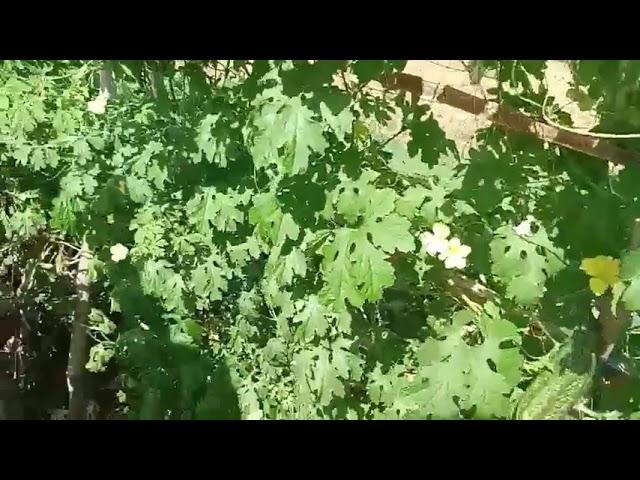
[66,241,91,420]
[99,61,116,100]
[147,61,169,105]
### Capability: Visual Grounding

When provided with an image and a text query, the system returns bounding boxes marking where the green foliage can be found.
[622,248,640,311]
[370,307,521,419]
[4,59,640,420]
[490,219,566,304]
[247,92,328,175]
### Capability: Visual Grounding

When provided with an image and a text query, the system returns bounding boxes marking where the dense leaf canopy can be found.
[3,60,640,419]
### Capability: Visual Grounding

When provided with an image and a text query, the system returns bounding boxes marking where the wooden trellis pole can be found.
[382,72,640,166]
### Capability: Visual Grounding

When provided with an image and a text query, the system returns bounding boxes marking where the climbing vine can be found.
[2,60,640,419]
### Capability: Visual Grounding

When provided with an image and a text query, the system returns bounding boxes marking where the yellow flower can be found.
[580,255,620,296]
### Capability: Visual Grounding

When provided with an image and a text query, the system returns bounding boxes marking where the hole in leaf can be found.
[487,358,498,373]
[498,339,516,349]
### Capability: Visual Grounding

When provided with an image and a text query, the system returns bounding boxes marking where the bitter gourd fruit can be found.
[514,329,596,420]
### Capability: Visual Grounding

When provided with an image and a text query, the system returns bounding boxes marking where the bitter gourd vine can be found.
[2,60,640,419]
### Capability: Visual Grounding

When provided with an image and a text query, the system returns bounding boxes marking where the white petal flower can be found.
[432,222,450,239]
[87,98,106,114]
[110,243,129,262]
[419,222,450,256]
[440,237,471,270]
[87,92,108,115]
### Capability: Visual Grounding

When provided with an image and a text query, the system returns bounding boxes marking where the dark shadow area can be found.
[107,259,240,420]
[193,361,241,420]
[0,371,23,420]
